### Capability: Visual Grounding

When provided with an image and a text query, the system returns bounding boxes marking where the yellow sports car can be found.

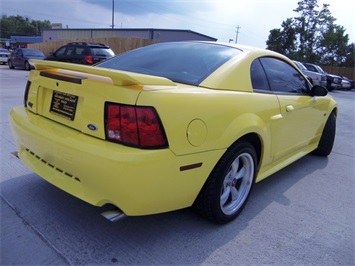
[10,42,337,224]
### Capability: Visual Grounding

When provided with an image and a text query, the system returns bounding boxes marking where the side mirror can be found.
[310,85,328,97]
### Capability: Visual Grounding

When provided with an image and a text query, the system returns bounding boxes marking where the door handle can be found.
[286,105,295,112]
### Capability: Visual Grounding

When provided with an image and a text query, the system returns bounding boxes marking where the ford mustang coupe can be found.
[10,42,337,224]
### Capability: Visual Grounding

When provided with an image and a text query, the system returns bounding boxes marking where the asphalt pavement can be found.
[0,65,354,265]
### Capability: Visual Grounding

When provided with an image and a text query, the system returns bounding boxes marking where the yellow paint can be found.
[10,48,337,216]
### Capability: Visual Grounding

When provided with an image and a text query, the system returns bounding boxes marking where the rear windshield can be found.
[91,47,115,57]
[97,42,241,86]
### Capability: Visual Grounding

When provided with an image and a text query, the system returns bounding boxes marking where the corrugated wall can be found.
[42,29,217,43]
[55,30,121,40]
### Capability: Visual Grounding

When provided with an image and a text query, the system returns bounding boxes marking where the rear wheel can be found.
[326,80,334,91]
[8,60,14,69]
[194,140,257,224]
[24,61,30,71]
[312,112,336,156]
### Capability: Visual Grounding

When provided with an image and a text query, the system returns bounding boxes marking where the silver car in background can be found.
[293,60,327,88]
[302,62,342,91]
[0,48,11,64]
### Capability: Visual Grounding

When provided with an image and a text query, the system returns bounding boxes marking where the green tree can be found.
[266,19,297,57]
[318,24,349,65]
[266,0,353,66]
[0,15,51,38]
[293,0,320,61]
[341,43,354,67]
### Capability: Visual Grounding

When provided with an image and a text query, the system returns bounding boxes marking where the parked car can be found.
[340,79,351,90]
[45,42,115,65]
[303,63,342,91]
[10,42,337,224]
[0,48,11,64]
[8,48,46,70]
[293,60,327,87]
[341,76,354,90]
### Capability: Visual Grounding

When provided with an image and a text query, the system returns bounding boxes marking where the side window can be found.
[55,47,66,56]
[65,47,76,56]
[250,59,270,91]
[305,64,316,72]
[76,48,88,55]
[260,57,309,94]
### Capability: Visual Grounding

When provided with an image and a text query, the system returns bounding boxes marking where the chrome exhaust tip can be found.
[101,209,126,222]
[11,151,19,158]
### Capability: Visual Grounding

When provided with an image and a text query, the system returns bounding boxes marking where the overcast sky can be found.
[1,0,354,48]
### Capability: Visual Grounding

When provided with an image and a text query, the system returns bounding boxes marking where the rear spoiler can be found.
[30,60,176,87]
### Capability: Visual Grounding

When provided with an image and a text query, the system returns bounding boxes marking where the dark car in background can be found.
[303,63,342,91]
[0,48,11,64]
[8,48,46,70]
[45,42,115,65]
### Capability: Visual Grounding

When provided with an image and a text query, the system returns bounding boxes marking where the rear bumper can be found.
[10,106,223,215]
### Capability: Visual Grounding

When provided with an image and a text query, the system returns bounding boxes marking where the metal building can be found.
[42,28,217,42]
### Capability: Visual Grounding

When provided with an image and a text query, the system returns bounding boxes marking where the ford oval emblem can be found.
[87,124,98,131]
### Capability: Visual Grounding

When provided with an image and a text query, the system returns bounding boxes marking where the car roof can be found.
[200,41,280,55]
[196,42,292,91]
[18,48,40,50]
[66,42,110,48]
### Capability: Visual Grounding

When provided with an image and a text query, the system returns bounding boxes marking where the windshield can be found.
[23,49,44,56]
[315,65,325,74]
[97,42,241,86]
[294,61,307,71]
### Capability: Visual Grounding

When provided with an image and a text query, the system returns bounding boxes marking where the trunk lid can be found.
[27,60,176,140]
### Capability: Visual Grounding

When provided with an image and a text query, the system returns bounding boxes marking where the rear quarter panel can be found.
[137,86,281,168]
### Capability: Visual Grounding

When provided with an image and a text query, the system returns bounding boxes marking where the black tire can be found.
[8,60,14,69]
[24,61,30,71]
[194,140,257,224]
[312,112,336,156]
[326,80,334,91]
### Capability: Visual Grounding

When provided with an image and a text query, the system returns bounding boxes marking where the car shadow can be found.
[0,154,329,265]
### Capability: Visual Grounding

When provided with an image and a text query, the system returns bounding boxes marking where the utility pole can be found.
[235,25,241,44]
[111,0,115,29]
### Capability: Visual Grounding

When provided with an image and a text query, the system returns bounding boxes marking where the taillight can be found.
[84,55,94,64]
[105,103,168,149]
[24,81,31,107]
